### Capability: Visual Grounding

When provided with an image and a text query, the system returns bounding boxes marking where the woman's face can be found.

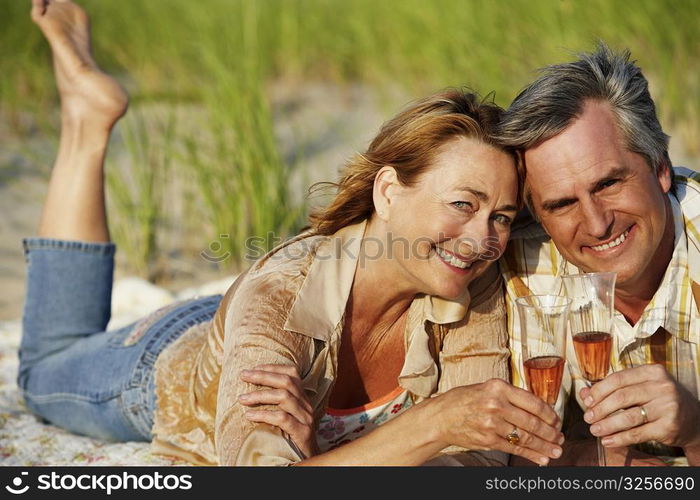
[383,136,518,300]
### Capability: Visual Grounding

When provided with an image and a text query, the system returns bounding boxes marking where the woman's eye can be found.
[452,201,473,211]
[492,214,513,226]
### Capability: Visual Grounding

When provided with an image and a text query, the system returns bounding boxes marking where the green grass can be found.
[4,0,699,124]
[106,107,177,280]
[2,0,699,276]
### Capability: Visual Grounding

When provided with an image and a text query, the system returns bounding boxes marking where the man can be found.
[498,43,700,465]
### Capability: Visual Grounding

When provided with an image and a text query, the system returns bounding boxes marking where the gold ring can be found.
[506,428,520,446]
[639,406,649,425]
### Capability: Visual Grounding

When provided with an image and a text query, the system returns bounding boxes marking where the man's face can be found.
[523,100,673,295]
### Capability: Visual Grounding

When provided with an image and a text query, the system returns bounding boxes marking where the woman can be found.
[20,0,563,465]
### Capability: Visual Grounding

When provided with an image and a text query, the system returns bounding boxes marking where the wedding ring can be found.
[639,406,649,425]
[506,428,520,446]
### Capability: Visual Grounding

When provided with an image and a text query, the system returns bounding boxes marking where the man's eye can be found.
[601,178,619,189]
[545,199,576,213]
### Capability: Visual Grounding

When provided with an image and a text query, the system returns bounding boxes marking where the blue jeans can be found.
[18,238,222,442]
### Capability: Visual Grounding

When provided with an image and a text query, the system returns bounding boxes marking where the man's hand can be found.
[580,364,700,464]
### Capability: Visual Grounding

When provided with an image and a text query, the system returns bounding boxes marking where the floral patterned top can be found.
[316,387,413,452]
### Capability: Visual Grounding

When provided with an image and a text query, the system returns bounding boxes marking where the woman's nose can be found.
[457,217,492,257]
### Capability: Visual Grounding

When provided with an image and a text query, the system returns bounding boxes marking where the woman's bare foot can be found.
[31,0,128,131]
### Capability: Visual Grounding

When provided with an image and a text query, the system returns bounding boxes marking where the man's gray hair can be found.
[498,42,671,173]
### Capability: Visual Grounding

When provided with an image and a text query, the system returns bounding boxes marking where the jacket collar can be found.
[284,219,471,341]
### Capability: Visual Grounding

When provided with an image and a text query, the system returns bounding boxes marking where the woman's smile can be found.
[435,246,475,272]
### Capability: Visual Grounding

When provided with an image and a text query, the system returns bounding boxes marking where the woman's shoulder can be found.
[217,231,331,319]
[240,230,333,292]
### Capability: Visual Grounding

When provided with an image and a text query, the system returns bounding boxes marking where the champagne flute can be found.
[562,272,616,467]
[516,295,571,408]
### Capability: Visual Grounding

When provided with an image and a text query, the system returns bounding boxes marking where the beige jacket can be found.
[150,220,509,465]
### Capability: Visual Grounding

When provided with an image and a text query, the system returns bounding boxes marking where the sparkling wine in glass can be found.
[516,295,571,407]
[562,272,616,466]
[523,355,566,406]
[572,331,612,383]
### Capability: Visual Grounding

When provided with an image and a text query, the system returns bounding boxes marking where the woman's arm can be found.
[218,269,562,465]
[306,267,562,467]
[295,379,562,466]
[238,369,563,466]
[238,364,320,459]
[426,266,518,466]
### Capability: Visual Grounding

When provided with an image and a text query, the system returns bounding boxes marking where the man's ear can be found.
[656,159,672,194]
[373,166,401,221]
[540,222,552,238]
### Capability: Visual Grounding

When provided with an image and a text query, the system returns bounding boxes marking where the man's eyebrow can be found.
[540,197,577,212]
[590,166,631,192]
[538,166,632,212]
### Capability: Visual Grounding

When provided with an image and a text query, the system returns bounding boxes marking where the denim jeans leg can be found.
[19,237,116,383]
[18,237,223,442]
[20,295,222,442]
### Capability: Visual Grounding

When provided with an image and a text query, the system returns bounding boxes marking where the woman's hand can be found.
[430,378,564,465]
[543,440,667,466]
[238,364,319,458]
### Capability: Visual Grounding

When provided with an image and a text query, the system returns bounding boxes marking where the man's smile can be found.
[582,224,635,256]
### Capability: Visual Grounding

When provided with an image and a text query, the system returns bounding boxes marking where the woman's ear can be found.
[373,167,400,221]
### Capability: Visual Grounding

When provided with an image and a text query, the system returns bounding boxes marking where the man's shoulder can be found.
[674,166,700,218]
[673,167,700,283]
[673,166,700,184]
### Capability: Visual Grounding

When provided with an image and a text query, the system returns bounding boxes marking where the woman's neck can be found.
[328,218,419,408]
[348,219,417,336]
[348,260,413,341]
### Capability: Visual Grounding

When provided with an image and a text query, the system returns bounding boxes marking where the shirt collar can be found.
[619,194,691,341]
[420,290,471,324]
[556,194,694,348]
[581,195,693,348]
[283,221,366,341]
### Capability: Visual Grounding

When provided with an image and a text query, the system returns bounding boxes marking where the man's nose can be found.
[581,198,613,239]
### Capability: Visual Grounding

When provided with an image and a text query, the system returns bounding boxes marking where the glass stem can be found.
[596,435,607,466]
[585,379,607,466]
